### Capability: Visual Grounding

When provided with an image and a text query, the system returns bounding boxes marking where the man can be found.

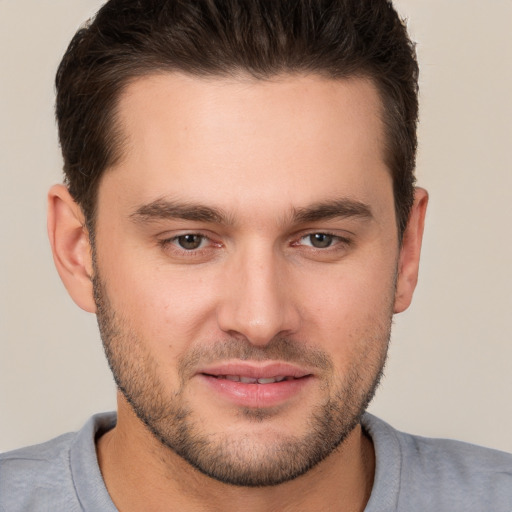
[1,0,510,510]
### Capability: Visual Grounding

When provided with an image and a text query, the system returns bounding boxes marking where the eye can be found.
[300,233,337,249]
[158,232,222,262]
[174,234,207,250]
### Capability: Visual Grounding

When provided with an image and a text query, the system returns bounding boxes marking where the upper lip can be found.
[197,361,312,379]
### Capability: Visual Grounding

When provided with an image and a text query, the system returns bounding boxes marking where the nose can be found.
[216,244,301,346]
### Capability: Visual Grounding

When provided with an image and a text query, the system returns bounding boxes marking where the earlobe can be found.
[47,184,97,313]
[394,187,429,314]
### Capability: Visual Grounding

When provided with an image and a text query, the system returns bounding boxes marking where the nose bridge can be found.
[217,239,299,345]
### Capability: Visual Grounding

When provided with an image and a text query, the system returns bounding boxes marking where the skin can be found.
[48,73,428,511]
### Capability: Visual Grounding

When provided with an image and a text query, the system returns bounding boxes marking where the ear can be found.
[394,187,429,314]
[47,184,96,313]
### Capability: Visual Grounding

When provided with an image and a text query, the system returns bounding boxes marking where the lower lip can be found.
[199,375,313,408]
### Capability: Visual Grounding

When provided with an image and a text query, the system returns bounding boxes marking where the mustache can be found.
[178,336,333,381]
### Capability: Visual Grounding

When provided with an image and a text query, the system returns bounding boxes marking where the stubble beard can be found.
[93,270,392,487]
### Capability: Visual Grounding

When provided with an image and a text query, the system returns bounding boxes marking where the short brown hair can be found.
[56,0,419,236]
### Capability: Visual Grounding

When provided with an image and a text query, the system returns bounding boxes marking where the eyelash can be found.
[158,231,352,256]
[158,234,221,256]
[293,232,352,250]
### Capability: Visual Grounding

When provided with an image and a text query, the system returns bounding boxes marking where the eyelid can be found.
[291,230,353,247]
[158,232,222,252]
[157,229,353,257]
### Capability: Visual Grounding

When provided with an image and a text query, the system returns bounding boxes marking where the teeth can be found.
[257,377,276,384]
[216,375,291,384]
[258,376,287,384]
[240,376,258,383]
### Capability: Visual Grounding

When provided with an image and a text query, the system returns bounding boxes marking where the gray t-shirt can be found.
[1,412,511,511]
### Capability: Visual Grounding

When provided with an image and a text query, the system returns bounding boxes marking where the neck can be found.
[97,398,375,512]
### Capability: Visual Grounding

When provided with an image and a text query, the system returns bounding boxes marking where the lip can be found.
[198,361,312,380]
[196,361,314,408]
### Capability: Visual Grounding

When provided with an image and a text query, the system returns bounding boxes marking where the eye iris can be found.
[310,233,333,248]
[178,234,202,250]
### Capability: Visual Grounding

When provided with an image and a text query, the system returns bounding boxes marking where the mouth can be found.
[196,362,314,408]
[204,374,300,384]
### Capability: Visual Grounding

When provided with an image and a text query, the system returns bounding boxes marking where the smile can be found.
[197,363,314,408]
[207,375,298,384]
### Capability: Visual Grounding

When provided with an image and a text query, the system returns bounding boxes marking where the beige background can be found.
[1,0,511,453]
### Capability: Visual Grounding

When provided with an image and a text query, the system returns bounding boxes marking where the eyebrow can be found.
[130,197,373,225]
[291,198,373,224]
[130,199,230,224]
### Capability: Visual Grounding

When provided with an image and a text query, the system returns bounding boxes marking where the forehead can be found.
[100,72,392,223]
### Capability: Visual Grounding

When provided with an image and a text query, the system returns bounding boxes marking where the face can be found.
[92,74,400,486]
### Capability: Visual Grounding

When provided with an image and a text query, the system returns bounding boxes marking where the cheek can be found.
[97,243,221,349]
[301,259,395,313]
[294,255,396,353]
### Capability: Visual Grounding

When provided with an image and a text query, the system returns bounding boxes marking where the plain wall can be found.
[1,0,511,453]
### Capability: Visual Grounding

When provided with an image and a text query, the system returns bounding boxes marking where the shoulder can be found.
[397,425,512,475]
[0,432,79,511]
[397,426,512,499]
[0,413,116,512]
[363,413,512,512]
[1,431,75,467]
